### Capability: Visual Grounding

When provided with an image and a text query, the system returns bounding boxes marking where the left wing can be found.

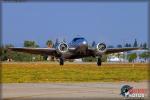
[8,47,56,56]
[105,47,141,54]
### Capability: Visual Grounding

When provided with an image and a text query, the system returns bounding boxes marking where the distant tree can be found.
[35,44,39,48]
[117,44,122,48]
[107,45,114,48]
[101,55,108,62]
[128,43,131,47]
[1,43,43,62]
[1,44,14,61]
[54,38,59,47]
[42,54,48,61]
[125,43,132,47]
[46,40,55,61]
[82,57,96,62]
[127,53,137,62]
[82,55,107,62]
[140,43,143,48]
[4,44,14,48]
[24,40,38,48]
[143,42,147,49]
[46,40,53,48]
[11,52,32,61]
[92,41,96,47]
[23,41,40,61]
[139,52,150,62]
[125,43,129,47]
[133,39,138,47]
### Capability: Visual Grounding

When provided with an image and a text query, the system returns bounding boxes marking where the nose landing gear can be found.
[97,57,102,66]
[59,57,64,65]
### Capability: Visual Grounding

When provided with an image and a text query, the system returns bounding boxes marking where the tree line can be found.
[91,39,147,49]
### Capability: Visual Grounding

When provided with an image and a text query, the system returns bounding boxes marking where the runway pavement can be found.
[1,82,149,100]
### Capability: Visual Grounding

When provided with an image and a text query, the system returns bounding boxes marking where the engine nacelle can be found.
[96,43,107,53]
[57,42,69,54]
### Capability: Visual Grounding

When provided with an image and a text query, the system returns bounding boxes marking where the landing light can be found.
[83,41,87,45]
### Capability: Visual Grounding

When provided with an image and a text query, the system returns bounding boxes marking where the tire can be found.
[97,58,101,66]
[59,57,64,65]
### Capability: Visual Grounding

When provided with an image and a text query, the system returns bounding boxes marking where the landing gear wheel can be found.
[97,57,102,66]
[59,57,64,65]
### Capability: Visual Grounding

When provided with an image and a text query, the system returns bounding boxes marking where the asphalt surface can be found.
[2,82,149,100]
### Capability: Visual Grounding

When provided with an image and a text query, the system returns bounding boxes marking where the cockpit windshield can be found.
[72,37,84,42]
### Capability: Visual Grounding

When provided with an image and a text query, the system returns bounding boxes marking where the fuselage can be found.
[63,37,90,59]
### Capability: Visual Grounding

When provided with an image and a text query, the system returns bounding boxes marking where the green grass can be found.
[1,63,149,83]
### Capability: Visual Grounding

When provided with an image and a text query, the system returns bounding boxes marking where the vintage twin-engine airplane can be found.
[9,37,140,66]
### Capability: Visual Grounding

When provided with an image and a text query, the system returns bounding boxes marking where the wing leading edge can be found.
[105,47,141,54]
[8,47,56,55]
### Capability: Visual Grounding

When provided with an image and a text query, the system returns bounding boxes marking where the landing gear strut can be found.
[97,57,102,66]
[59,57,64,65]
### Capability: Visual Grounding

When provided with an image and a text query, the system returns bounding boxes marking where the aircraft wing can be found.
[8,47,56,56]
[105,47,141,54]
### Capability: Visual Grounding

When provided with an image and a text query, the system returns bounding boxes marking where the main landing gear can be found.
[59,57,101,66]
[97,57,102,66]
[59,57,64,65]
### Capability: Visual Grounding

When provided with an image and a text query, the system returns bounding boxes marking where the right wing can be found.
[8,47,56,56]
[105,47,141,54]
[87,47,141,56]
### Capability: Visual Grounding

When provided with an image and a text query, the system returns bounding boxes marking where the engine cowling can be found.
[57,42,69,53]
[96,43,107,53]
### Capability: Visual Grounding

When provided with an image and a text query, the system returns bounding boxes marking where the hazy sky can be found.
[2,2,148,47]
